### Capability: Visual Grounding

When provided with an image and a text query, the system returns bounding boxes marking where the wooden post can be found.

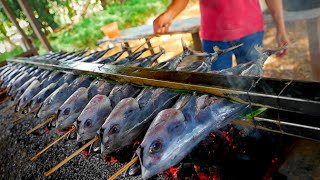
[124,41,132,55]
[145,38,155,54]
[17,0,53,52]
[191,31,202,52]
[306,17,320,81]
[0,0,35,52]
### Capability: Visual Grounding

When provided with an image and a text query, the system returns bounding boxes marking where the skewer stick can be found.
[3,103,17,113]
[0,95,12,104]
[44,136,99,177]
[31,126,76,161]
[107,156,139,180]
[15,106,29,115]
[12,107,40,124]
[26,115,56,135]
[0,89,7,95]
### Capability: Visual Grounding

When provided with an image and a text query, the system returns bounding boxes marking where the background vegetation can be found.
[0,0,169,61]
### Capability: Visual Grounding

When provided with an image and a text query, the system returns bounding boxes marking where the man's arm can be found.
[265,0,290,56]
[153,0,189,34]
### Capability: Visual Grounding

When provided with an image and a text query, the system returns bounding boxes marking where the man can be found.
[153,0,289,70]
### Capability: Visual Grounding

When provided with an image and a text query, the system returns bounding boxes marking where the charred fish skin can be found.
[101,88,180,154]
[137,95,248,179]
[77,95,112,142]
[56,87,89,130]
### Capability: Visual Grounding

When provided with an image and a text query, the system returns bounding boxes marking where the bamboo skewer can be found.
[44,136,99,177]
[0,95,12,104]
[12,107,40,124]
[107,156,139,180]
[15,106,29,115]
[0,88,7,95]
[31,126,76,161]
[26,115,56,135]
[3,103,17,113]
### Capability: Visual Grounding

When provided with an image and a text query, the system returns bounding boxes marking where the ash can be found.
[0,101,142,180]
[0,99,292,180]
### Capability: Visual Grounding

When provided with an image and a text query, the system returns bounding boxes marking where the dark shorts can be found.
[202,31,264,71]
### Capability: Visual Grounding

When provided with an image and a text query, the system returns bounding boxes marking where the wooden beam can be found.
[0,0,35,52]
[17,0,53,52]
[7,58,320,116]
[306,17,320,81]
[191,31,202,52]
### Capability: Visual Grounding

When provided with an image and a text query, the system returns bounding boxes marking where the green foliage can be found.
[50,0,169,50]
[0,47,23,62]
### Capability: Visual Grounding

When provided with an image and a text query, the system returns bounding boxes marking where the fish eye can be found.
[23,97,27,101]
[37,97,42,103]
[84,119,92,127]
[63,108,71,115]
[108,124,119,135]
[149,140,162,154]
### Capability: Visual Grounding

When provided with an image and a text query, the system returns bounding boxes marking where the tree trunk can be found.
[79,0,91,18]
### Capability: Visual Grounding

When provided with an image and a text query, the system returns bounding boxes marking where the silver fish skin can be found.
[41,71,64,87]
[130,47,165,68]
[1,71,25,88]
[56,80,115,130]
[137,95,248,179]
[108,84,142,108]
[37,83,70,118]
[0,65,12,75]
[8,71,29,86]
[113,48,148,66]
[56,87,89,130]
[1,68,20,82]
[101,88,179,154]
[29,83,57,112]
[55,73,78,87]
[77,95,112,142]
[8,69,48,96]
[37,76,92,118]
[0,67,15,80]
[16,80,42,112]
[152,41,193,70]
[12,77,37,100]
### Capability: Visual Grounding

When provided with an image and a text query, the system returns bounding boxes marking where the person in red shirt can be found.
[153,0,289,70]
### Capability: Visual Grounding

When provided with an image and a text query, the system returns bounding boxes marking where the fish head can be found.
[87,80,104,99]
[56,87,89,130]
[16,80,40,112]
[101,97,141,154]
[37,83,69,118]
[77,95,112,142]
[137,108,186,179]
[29,83,56,111]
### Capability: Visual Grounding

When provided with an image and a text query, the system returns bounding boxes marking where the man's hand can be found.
[153,12,174,34]
[153,0,189,35]
[276,31,290,57]
[265,0,289,57]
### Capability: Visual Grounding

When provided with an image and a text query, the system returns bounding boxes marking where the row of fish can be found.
[0,44,278,179]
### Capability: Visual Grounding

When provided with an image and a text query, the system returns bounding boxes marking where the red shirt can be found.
[199,0,264,41]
